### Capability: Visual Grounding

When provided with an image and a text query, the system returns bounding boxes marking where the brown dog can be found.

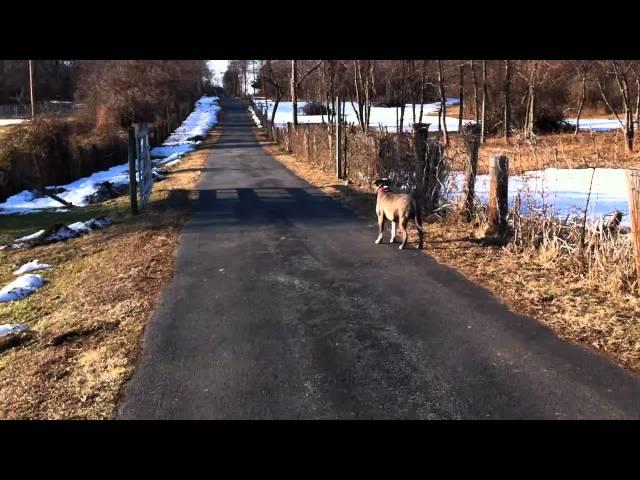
[373,179,424,250]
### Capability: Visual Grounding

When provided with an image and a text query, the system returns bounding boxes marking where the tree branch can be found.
[296,61,324,88]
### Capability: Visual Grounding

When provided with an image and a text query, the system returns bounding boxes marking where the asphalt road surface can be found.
[118,97,640,419]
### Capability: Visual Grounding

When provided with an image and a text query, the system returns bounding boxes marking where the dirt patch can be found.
[260,132,640,376]
[0,128,221,419]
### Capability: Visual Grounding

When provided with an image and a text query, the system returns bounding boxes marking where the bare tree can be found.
[349,60,376,133]
[419,60,427,124]
[504,60,511,141]
[596,60,636,151]
[290,60,324,126]
[470,60,480,124]
[437,60,449,146]
[458,61,465,131]
[399,60,407,133]
[574,61,590,136]
[291,60,298,126]
[481,60,487,143]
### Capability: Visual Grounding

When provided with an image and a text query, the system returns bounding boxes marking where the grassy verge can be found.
[0,129,220,419]
[258,130,640,376]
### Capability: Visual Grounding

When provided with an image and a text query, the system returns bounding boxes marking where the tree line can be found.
[224,60,640,150]
[1,60,212,129]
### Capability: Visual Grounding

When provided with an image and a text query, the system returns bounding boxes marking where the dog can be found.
[372,179,424,250]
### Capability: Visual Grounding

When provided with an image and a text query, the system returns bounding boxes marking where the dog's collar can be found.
[377,185,391,193]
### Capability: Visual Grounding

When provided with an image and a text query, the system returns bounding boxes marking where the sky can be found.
[207,60,229,85]
[207,60,258,92]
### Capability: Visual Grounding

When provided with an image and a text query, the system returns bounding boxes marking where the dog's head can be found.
[372,178,391,193]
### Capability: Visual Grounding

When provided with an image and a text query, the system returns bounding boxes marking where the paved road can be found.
[118,97,640,419]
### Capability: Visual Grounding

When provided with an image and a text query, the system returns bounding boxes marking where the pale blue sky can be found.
[208,60,229,84]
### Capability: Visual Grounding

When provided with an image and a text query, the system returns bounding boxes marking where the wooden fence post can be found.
[625,169,640,292]
[335,95,342,179]
[128,126,138,215]
[485,155,509,238]
[413,123,430,208]
[286,122,292,153]
[461,123,481,220]
[423,142,443,214]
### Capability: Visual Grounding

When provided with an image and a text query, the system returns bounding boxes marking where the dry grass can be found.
[261,133,640,376]
[447,130,640,174]
[0,126,13,140]
[0,128,221,419]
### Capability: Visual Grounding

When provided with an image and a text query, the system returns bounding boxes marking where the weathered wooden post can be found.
[625,169,640,292]
[286,122,292,153]
[424,142,443,213]
[485,155,509,238]
[461,123,481,221]
[128,126,138,215]
[335,95,342,179]
[413,123,430,209]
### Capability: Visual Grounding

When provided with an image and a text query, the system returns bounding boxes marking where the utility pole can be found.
[29,60,35,119]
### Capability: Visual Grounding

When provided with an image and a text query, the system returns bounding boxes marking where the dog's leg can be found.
[375,214,385,244]
[399,217,409,250]
[390,221,396,243]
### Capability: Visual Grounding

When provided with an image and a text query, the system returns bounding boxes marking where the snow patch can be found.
[0,119,28,126]
[0,324,28,337]
[150,96,221,166]
[450,168,630,224]
[0,163,130,214]
[565,118,632,132]
[0,96,221,215]
[251,97,466,133]
[13,260,53,276]
[1,217,112,250]
[0,274,47,303]
[15,230,45,243]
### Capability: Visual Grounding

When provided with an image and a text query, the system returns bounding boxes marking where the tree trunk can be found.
[291,60,298,126]
[437,60,448,146]
[458,62,465,131]
[526,86,535,139]
[471,60,480,123]
[481,60,487,143]
[400,61,406,134]
[635,78,640,136]
[419,60,426,124]
[575,74,587,136]
[461,124,481,220]
[504,60,511,142]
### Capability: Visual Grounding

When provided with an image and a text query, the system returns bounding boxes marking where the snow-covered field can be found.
[0,96,221,216]
[0,119,29,127]
[451,168,630,224]
[252,97,466,133]
[565,118,624,132]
